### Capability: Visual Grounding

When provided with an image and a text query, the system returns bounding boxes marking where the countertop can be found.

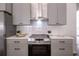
[50,35,74,39]
[6,35,74,40]
[6,35,30,39]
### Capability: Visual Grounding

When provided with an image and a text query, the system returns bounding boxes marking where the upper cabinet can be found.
[57,3,66,25]
[12,3,66,25]
[0,3,12,14]
[47,3,57,25]
[47,3,66,25]
[13,3,31,25]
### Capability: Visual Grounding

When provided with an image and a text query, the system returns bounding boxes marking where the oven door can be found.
[28,44,51,56]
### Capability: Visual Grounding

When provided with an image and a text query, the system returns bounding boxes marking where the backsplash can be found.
[16,25,75,37]
[30,20,48,27]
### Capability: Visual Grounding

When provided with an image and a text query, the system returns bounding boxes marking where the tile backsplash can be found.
[16,25,75,36]
[17,26,48,34]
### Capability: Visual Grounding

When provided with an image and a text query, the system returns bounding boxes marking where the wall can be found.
[16,3,77,53]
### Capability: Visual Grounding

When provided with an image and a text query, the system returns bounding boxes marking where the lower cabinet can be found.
[51,39,73,56]
[6,39,73,56]
[6,39,28,56]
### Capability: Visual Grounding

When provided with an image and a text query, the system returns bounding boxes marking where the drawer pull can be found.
[14,41,20,43]
[14,48,20,50]
[59,41,65,43]
[59,48,65,50]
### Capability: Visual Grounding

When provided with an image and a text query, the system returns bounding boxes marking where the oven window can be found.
[28,44,51,56]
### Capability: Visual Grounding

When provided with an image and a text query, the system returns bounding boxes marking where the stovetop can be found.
[28,34,50,44]
[30,34,49,39]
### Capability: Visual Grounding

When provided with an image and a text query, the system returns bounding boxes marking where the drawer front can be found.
[7,39,27,46]
[7,50,28,56]
[51,43,72,48]
[7,45,28,50]
[51,52,73,56]
[7,46,28,56]
[7,43,27,47]
[51,46,73,56]
[51,39,72,46]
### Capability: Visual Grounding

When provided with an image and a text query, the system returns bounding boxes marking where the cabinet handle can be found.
[59,41,65,43]
[59,48,65,50]
[14,48,20,50]
[56,22,59,24]
[14,41,20,43]
[19,23,23,25]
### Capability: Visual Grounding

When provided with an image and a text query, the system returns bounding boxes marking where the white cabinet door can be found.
[0,3,12,13]
[51,39,73,56]
[7,39,28,56]
[47,3,66,25]
[7,46,28,56]
[47,3,57,25]
[13,3,31,25]
[57,3,66,25]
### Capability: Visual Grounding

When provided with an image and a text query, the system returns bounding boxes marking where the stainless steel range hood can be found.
[30,16,48,21]
[31,3,48,21]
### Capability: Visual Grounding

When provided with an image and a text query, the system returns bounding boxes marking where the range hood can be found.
[30,16,48,21]
[31,3,48,21]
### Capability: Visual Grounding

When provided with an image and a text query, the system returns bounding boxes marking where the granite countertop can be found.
[6,35,30,39]
[6,34,74,40]
[50,35,74,39]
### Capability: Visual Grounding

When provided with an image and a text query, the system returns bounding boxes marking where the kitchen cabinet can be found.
[13,3,31,25]
[47,3,66,25]
[57,3,66,25]
[47,3,57,25]
[0,3,12,14]
[51,39,73,56]
[6,39,28,56]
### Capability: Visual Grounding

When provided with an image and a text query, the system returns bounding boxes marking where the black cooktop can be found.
[30,34,49,39]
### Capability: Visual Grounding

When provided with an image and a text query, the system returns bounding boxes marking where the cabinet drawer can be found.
[7,43,27,47]
[7,46,28,56]
[7,52,27,56]
[51,43,72,47]
[51,46,73,51]
[7,49,28,56]
[51,39,72,46]
[51,52,73,56]
[7,45,27,50]
[7,39,27,45]
[51,46,73,56]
